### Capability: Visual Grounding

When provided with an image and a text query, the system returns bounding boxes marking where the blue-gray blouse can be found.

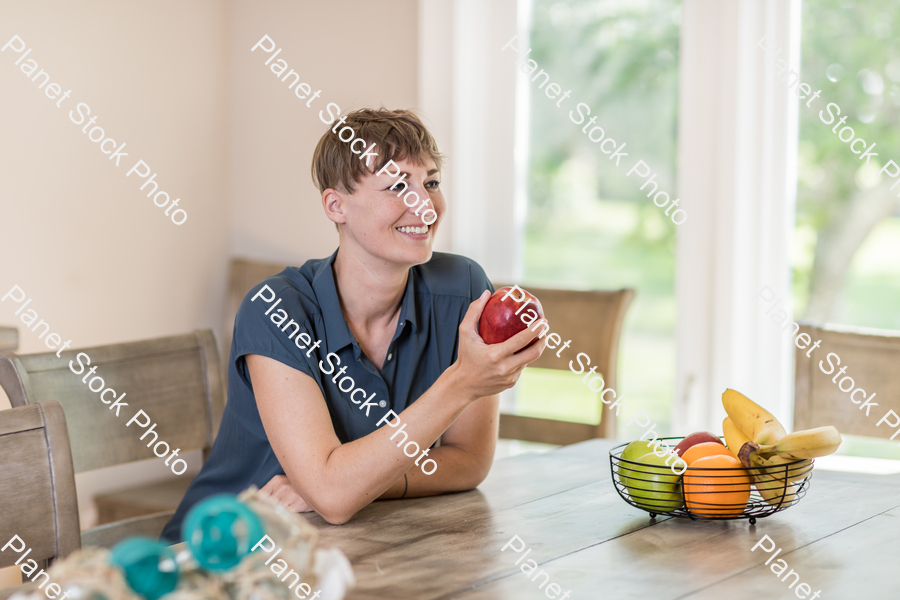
[161,249,492,541]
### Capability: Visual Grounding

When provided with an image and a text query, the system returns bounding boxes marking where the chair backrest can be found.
[0,329,225,470]
[0,330,225,547]
[224,258,288,361]
[0,401,80,571]
[795,322,900,437]
[0,326,17,353]
[493,285,635,444]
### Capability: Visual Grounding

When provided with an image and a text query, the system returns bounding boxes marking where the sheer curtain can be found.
[418,0,520,279]
[421,0,802,436]
[675,0,801,433]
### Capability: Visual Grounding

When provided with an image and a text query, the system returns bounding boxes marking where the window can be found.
[795,1,900,329]
[796,0,900,459]
[514,0,682,440]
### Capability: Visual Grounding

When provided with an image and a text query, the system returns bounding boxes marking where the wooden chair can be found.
[494,285,634,444]
[0,401,80,599]
[0,326,17,353]
[795,322,900,436]
[224,258,288,363]
[0,330,225,548]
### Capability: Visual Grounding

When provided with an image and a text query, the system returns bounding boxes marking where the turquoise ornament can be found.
[109,537,179,600]
[183,494,264,571]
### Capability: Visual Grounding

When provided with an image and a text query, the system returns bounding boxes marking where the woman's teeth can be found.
[397,226,429,234]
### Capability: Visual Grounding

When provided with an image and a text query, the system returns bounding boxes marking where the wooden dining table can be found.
[306,438,900,599]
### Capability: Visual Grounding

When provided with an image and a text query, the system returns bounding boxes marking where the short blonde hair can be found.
[311,108,443,194]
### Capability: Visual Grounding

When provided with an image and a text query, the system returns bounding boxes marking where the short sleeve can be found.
[466,259,494,301]
[444,257,495,364]
[231,280,318,391]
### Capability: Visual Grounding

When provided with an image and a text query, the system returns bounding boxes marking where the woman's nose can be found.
[402,183,430,210]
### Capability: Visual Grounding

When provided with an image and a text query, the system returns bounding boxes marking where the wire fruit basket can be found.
[609,437,814,524]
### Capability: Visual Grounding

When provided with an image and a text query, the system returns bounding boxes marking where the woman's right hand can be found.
[449,290,548,401]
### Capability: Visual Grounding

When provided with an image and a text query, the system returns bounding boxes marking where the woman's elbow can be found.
[459,463,492,491]
[319,508,353,525]
[294,482,353,525]
[313,499,356,525]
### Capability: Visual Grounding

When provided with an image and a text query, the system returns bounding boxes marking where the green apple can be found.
[621,440,660,463]
[618,440,662,484]
[622,451,683,512]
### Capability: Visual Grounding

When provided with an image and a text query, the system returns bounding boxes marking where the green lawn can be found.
[793,217,900,329]
[840,217,900,330]
[517,199,676,439]
[514,330,674,439]
[517,202,900,458]
[838,435,900,460]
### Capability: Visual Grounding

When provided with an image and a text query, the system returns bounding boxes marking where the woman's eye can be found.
[384,180,439,191]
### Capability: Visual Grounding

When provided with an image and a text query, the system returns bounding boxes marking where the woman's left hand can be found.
[260,474,315,513]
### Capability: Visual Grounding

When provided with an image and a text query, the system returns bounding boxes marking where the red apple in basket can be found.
[478,286,545,347]
[674,431,724,457]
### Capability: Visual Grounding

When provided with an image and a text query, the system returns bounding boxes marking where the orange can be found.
[681,441,737,466]
[683,454,751,518]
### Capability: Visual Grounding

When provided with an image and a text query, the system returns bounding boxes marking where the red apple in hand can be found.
[674,431,724,457]
[478,286,545,346]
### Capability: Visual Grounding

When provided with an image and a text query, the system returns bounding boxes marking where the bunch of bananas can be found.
[721,389,841,508]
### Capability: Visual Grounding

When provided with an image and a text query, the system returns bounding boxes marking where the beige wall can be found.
[0,0,229,529]
[0,0,427,542]
[228,0,421,264]
[0,2,230,355]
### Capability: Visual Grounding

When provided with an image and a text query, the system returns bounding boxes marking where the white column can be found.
[675,0,801,433]
[419,0,519,280]
[419,0,520,419]
[418,0,456,254]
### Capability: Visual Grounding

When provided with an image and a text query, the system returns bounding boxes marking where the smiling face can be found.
[322,156,445,268]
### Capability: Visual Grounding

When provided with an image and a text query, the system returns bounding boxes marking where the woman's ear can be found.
[322,188,347,225]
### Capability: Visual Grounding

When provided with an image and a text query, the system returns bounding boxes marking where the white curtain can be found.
[421,0,802,436]
[418,0,520,281]
[675,0,801,433]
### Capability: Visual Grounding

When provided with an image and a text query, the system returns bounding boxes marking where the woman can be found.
[162,108,546,540]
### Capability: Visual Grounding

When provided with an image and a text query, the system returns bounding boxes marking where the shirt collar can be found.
[311,249,420,355]
[397,268,420,336]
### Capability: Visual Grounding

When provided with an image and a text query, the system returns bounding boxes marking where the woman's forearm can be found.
[280,362,476,523]
[377,442,491,500]
[254,293,536,524]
